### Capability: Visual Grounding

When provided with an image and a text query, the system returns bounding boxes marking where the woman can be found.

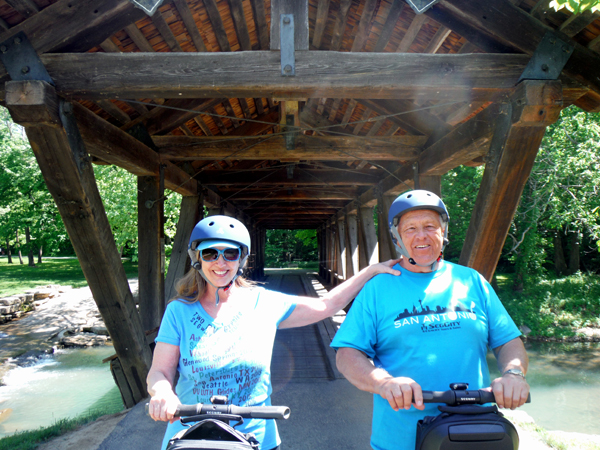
[147,215,400,450]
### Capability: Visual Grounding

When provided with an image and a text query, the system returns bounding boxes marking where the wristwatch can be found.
[503,368,526,379]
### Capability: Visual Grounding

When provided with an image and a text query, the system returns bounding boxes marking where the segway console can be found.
[163,396,290,450]
[415,383,530,450]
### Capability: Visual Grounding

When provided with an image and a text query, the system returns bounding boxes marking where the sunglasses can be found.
[200,247,241,262]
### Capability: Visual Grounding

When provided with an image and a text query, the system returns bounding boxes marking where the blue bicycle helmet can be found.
[188,215,251,304]
[388,190,449,270]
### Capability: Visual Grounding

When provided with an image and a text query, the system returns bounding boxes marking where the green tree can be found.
[550,0,600,13]
[265,229,317,267]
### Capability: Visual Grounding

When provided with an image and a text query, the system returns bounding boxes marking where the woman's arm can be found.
[279,259,401,329]
[147,342,181,423]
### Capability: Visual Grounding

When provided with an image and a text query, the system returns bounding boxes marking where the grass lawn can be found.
[0,256,138,297]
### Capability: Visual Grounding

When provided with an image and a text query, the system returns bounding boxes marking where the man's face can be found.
[398,209,445,269]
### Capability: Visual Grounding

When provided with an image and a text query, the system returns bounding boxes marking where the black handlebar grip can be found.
[421,391,456,404]
[175,404,204,417]
[230,405,291,420]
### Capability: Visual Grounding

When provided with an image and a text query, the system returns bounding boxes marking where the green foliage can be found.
[0,257,139,297]
[496,272,600,337]
[550,0,600,13]
[0,107,72,257]
[441,165,484,263]
[264,229,317,267]
[93,165,182,262]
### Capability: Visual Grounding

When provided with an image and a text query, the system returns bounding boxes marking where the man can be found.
[332,190,529,450]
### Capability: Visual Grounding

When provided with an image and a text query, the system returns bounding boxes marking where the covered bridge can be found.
[1,0,599,405]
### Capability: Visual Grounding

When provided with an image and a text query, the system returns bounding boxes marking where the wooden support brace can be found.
[344,213,358,278]
[358,206,378,268]
[336,216,346,280]
[165,194,204,300]
[377,193,396,262]
[459,80,563,280]
[137,174,165,332]
[5,80,151,403]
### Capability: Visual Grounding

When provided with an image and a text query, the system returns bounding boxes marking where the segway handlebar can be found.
[421,383,531,406]
[175,403,290,420]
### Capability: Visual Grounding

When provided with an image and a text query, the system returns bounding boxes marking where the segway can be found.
[163,396,290,450]
[416,383,530,450]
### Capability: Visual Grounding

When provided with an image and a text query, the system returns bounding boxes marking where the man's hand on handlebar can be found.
[378,377,425,411]
[489,374,530,410]
[149,389,181,424]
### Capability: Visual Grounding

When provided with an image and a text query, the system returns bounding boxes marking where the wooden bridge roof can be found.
[1,0,599,230]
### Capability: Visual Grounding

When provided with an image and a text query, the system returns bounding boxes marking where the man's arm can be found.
[491,337,530,409]
[336,347,425,411]
[278,259,401,329]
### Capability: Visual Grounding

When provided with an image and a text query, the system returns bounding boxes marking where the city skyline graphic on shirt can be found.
[394,299,473,321]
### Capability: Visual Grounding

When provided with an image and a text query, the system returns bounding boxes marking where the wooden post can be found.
[260,227,266,279]
[459,81,563,280]
[419,175,442,197]
[336,216,346,280]
[6,80,151,403]
[344,213,358,278]
[270,0,309,50]
[325,222,333,284]
[358,206,378,268]
[138,175,165,332]
[165,194,203,301]
[377,193,396,262]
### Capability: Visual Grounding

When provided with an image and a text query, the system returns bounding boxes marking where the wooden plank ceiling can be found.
[0,0,598,229]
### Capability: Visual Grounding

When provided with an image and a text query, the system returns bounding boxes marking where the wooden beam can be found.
[5,80,151,403]
[358,205,378,268]
[217,187,358,201]
[397,13,427,52]
[5,0,39,19]
[376,193,395,261]
[429,0,600,97]
[250,0,269,50]
[173,0,208,51]
[197,168,381,185]
[100,37,121,53]
[165,194,202,300]
[270,0,309,50]
[373,0,405,52]
[0,0,146,54]
[330,0,352,51]
[228,0,252,51]
[153,134,425,161]
[137,175,165,331]
[336,217,346,279]
[152,10,184,52]
[459,81,563,280]
[559,9,600,37]
[203,0,231,51]
[312,0,331,49]
[424,26,452,54]
[145,98,224,135]
[95,99,131,125]
[344,213,358,278]
[125,24,155,52]
[35,52,533,102]
[70,101,198,196]
[350,0,378,52]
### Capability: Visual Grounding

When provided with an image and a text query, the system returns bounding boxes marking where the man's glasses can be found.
[200,247,241,262]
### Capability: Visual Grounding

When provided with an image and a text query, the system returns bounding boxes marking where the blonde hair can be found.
[170,261,256,304]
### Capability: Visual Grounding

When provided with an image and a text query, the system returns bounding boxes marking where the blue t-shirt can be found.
[331,261,520,450]
[156,286,297,450]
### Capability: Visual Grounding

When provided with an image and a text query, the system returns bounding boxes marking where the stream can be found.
[0,338,599,438]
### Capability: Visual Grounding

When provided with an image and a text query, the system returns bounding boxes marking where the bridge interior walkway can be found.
[262,269,374,449]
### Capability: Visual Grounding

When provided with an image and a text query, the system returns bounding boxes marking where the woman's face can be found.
[200,246,241,287]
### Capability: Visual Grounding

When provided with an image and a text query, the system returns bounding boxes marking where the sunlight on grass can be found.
[0,257,138,297]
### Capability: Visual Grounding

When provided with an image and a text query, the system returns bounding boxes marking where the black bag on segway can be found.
[167,418,260,450]
[415,404,519,450]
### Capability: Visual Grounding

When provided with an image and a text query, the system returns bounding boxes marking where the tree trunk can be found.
[553,231,568,276]
[38,245,43,264]
[6,237,12,264]
[16,230,23,265]
[25,227,35,267]
[568,230,580,274]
